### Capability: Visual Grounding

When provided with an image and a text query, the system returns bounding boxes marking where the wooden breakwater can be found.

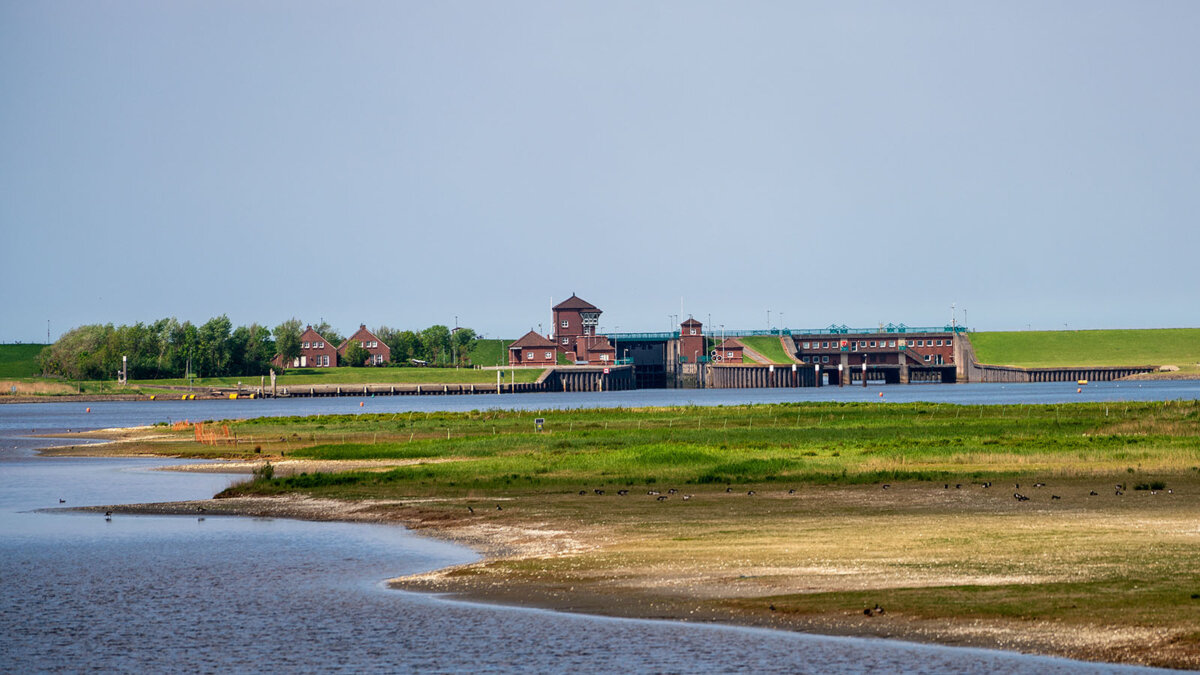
[225,365,637,398]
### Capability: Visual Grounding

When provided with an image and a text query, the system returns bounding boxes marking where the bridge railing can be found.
[605,326,968,340]
[607,332,680,340]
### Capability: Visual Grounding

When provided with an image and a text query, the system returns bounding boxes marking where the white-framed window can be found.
[870,341,876,347]
[324,355,330,366]
[802,356,810,363]
[561,337,569,345]
[822,355,830,363]
[303,341,309,349]
[916,340,924,347]
[860,341,867,347]
[802,342,810,349]
[561,320,569,328]
[545,351,553,360]
[924,354,931,362]
[527,351,534,359]
[821,341,828,348]
[726,351,734,358]
[316,341,323,348]
[936,339,943,346]
[600,354,609,361]
[888,340,896,347]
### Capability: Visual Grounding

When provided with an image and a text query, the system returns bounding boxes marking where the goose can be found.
[725,487,733,493]
[496,504,503,511]
[747,490,756,496]
[617,490,629,496]
[682,495,692,501]
[58,499,66,504]
[1051,495,1061,500]
[787,488,796,494]
[656,495,668,501]
[579,490,587,496]
[1089,491,1099,496]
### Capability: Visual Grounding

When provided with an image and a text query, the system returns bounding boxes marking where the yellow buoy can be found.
[229,393,238,400]
[1077,379,1088,385]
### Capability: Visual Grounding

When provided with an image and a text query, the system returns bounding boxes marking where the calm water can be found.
[3,383,1192,673]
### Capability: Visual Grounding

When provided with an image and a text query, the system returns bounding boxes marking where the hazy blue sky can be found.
[3,2,1197,343]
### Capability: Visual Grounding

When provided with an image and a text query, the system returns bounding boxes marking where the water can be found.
[3,384,1192,673]
[5,380,1197,435]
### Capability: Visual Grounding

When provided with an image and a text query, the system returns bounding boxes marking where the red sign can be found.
[603,368,610,374]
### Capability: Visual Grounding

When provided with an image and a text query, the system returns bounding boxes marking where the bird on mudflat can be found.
[1089,491,1099,496]
[882,484,890,490]
[1051,495,1061,500]
[58,499,66,504]
[579,490,587,496]
[725,487,733,493]
[656,495,668,501]
[747,490,756,496]
[467,506,474,514]
[496,504,503,511]
[788,488,796,494]
[617,490,629,496]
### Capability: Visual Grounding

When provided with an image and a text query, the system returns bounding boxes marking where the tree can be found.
[273,318,303,367]
[197,315,233,377]
[420,325,452,364]
[395,330,421,363]
[312,321,344,348]
[451,327,477,365]
[342,341,371,367]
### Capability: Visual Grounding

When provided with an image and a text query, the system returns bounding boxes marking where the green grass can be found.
[213,400,1200,496]
[467,339,512,367]
[131,366,545,387]
[737,336,794,364]
[0,344,46,378]
[971,328,1200,368]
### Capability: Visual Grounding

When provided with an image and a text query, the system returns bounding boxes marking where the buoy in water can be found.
[359,401,364,407]
[1077,388,1082,393]
[85,407,90,413]
[879,392,883,397]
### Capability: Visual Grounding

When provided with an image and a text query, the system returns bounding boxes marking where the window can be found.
[870,341,876,348]
[527,351,534,359]
[374,354,383,364]
[888,340,896,347]
[562,337,569,345]
[802,342,810,349]
[822,341,829,348]
[324,355,330,366]
[561,320,569,328]
[689,328,697,335]
[924,354,931,362]
[727,351,734,358]
[316,341,323,348]
[302,341,309,349]
[802,356,810,363]
[545,351,553,360]
[600,354,609,361]
[860,341,867,347]
[822,355,830,363]
[916,340,924,347]
[936,339,943,346]
[361,341,366,348]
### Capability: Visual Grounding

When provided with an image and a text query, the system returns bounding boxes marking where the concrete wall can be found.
[710,364,816,388]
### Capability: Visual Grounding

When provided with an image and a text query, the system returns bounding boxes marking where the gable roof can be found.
[300,326,334,345]
[584,336,615,352]
[339,324,387,350]
[681,318,703,328]
[552,294,599,311]
[719,338,743,349]
[509,330,558,349]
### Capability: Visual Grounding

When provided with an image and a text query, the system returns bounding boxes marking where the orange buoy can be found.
[85,407,91,413]
[359,401,364,407]
[1077,387,1082,393]
[878,392,883,397]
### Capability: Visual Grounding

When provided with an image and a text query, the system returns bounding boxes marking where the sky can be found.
[2,1,1198,343]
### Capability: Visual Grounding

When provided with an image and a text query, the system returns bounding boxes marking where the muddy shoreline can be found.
[69,492,1196,670]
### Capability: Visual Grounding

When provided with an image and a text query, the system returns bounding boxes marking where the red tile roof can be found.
[552,294,599,311]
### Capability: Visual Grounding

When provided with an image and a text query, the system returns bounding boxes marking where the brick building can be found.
[552,294,601,362]
[578,335,616,365]
[794,332,956,367]
[339,324,391,366]
[272,325,337,369]
[716,338,743,363]
[508,331,559,366]
[679,317,705,363]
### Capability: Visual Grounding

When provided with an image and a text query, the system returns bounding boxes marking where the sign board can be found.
[534,418,545,432]
[769,365,775,373]
[603,368,610,374]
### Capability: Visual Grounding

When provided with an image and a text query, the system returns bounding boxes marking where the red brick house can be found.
[272,325,337,369]
[715,338,743,363]
[552,294,601,361]
[508,331,559,366]
[338,324,391,366]
[679,317,705,363]
[579,335,616,365]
